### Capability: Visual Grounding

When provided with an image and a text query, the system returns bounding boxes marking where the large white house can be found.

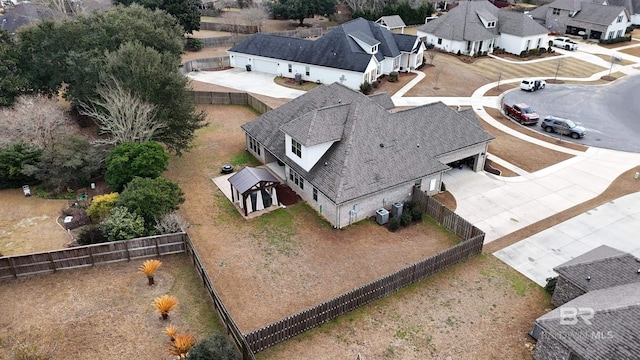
[528,0,631,39]
[240,83,494,229]
[228,17,425,90]
[417,0,549,56]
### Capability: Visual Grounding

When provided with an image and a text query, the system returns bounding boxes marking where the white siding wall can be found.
[499,33,548,55]
[631,13,640,25]
[418,32,469,54]
[284,134,333,172]
[604,11,630,37]
[228,52,377,90]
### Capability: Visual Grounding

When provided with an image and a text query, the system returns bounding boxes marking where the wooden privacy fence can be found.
[191,91,272,115]
[182,56,230,74]
[0,233,186,279]
[243,192,484,353]
[183,235,256,360]
[196,26,330,48]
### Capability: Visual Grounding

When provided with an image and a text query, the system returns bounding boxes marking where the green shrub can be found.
[87,192,119,222]
[186,334,238,360]
[411,208,423,222]
[185,37,204,51]
[100,206,146,241]
[360,81,373,94]
[77,226,108,245]
[388,71,399,82]
[544,276,558,294]
[404,200,417,212]
[389,217,400,232]
[400,212,412,227]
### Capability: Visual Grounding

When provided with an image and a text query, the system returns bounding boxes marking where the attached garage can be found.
[253,58,278,74]
[233,55,249,68]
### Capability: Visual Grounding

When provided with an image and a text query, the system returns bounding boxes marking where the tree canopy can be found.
[185,334,238,360]
[105,141,170,192]
[270,0,336,26]
[114,0,201,34]
[117,176,184,228]
[0,30,27,107]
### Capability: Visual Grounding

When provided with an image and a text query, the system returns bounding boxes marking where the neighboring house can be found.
[240,82,493,229]
[0,2,43,35]
[607,0,640,25]
[528,0,630,39]
[417,0,549,56]
[227,17,425,91]
[375,15,407,33]
[530,246,640,360]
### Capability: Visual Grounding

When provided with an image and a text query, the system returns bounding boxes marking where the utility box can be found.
[391,202,403,218]
[294,73,302,84]
[376,208,389,225]
[245,64,252,71]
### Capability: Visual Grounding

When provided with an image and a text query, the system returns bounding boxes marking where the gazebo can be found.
[228,167,280,216]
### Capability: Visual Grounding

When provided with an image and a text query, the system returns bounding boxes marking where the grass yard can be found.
[0,254,226,360]
[256,254,551,360]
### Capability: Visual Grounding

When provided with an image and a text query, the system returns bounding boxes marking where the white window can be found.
[289,170,304,190]
[617,30,623,38]
[429,178,437,191]
[608,31,615,39]
[437,38,442,45]
[249,136,260,155]
[392,56,399,69]
[537,38,542,48]
[525,39,531,51]
[313,187,318,201]
[617,15,623,23]
[288,64,292,73]
[552,8,560,15]
[291,139,302,158]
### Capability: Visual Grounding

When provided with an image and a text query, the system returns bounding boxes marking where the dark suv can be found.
[541,116,586,139]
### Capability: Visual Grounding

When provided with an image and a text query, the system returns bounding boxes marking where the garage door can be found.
[234,55,249,68]
[253,59,278,74]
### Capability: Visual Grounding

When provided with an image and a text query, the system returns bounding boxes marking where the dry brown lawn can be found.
[0,254,223,360]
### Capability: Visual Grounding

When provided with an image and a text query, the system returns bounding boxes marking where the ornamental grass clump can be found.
[167,333,196,358]
[139,259,162,285]
[153,294,178,320]
[165,324,179,342]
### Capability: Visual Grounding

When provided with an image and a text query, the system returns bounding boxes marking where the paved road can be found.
[503,74,640,152]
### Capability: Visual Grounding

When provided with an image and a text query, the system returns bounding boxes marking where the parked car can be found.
[541,116,586,139]
[551,37,579,51]
[503,103,540,125]
[520,79,546,91]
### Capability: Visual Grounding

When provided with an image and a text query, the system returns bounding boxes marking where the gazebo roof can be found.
[228,167,280,195]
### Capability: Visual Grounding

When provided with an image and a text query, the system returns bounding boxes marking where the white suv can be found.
[520,79,546,91]
[552,37,579,51]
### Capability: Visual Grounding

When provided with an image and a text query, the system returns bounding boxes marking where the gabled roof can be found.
[241,83,493,204]
[569,3,628,25]
[554,245,640,292]
[547,0,587,11]
[280,104,348,147]
[0,3,44,33]
[608,0,640,15]
[229,17,420,74]
[527,4,550,21]
[498,9,549,36]
[228,167,280,195]
[376,15,407,29]
[536,282,640,359]
[417,0,546,40]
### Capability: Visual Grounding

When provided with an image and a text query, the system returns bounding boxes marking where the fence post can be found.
[8,256,17,278]
[124,241,130,261]
[48,252,56,272]
[88,245,95,265]
[155,236,160,256]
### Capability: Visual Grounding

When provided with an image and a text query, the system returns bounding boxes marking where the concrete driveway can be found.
[502,74,640,152]
[187,68,306,99]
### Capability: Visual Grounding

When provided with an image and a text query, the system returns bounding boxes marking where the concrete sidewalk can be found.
[187,68,305,99]
[494,192,640,286]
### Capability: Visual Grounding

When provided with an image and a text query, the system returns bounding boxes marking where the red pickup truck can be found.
[503,103,539,125]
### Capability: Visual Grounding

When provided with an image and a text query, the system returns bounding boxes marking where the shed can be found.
[228,167,280,216]
[375,15,406,33]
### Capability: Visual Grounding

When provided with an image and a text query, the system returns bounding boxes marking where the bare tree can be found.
[554,58,564,81]
[427,49,437,65]
[342,0,391,13]
[79,79,165,145]
[31,0,112,17]
[0,95,76,149]
[154,212,190,234]
[240,4,268,32]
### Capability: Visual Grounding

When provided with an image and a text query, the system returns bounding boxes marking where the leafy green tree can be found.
[270,0,336,26]
[17,5,184,105]
[0,30,27,107]
[0,143,42,189]
[185,334,238,360]
[114,0,201,33]
[117,176,184,228]
[21,135,107,193]
[103,41,207,154]
[100,206,146,241]
[86,192,119,222]
[105,141,170,192]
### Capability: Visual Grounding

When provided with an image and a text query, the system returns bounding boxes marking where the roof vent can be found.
[417,144,420,148]
[586,276,591,281]
[324,162,328,166]
[379,143,384,148]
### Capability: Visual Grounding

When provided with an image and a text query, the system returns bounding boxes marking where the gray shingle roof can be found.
[241,83,493,204]
[527,4,550,21]
[0,3,46,33]
[569,3,627,25]
[376,15,407,29]
[417,1,546,40]
[536,282,640,359]
[608,0,639,16]
[229,17,420,73]
[280,104,349,147]
[554,245,640,292]
[368,93,395,110]
[547,0,585,11]
[228,166,280,195]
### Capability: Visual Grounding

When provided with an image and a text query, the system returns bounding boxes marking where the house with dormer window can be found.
[528,0,630,40]
[227,17,425,91]
[241,83,493,228]
[417,0,548,56]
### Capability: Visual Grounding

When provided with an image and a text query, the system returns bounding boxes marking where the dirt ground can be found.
[0,254,223,360]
